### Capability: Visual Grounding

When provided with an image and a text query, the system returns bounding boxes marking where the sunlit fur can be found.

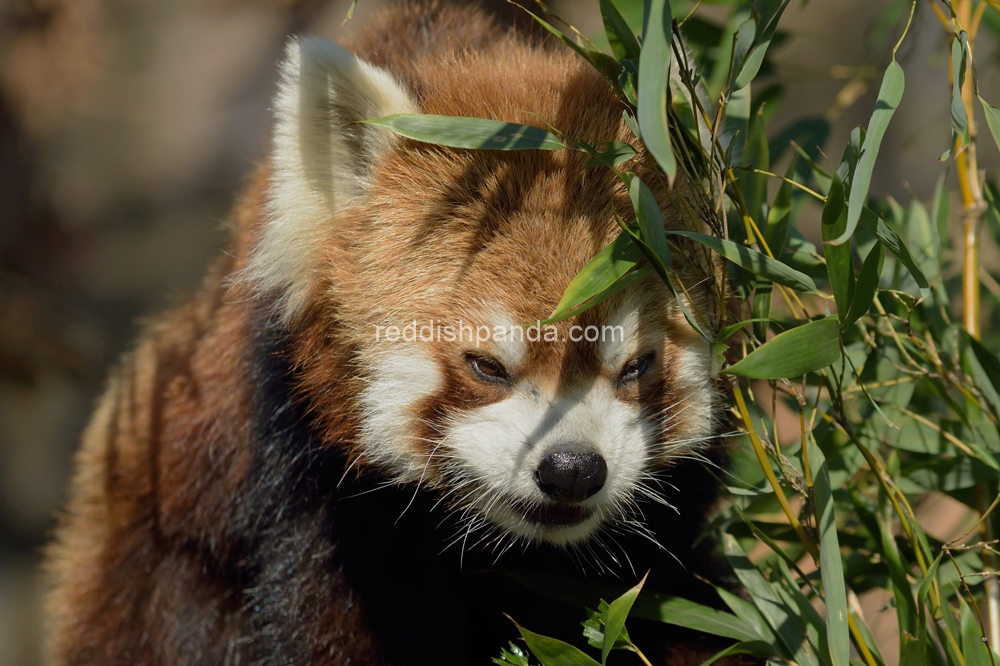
[44,4,736,665]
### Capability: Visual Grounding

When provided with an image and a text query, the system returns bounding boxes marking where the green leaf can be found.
[857,208,928,288]
[717,318,772,343]
[542,266,655,326]
[366,114,567,150]
[632,594,761,642]
[721,534,819,666]
[667,230,817,292]
[876,497,917,635]
[960,591,996,666]
[584,141,637,167]
[713,585,777,646]
[637,0,676,181]
[811,441,850,666]
[728,16,757,93]
[822,173,855,318]
[979,95,1000,157]
[832,58,905,245]
[517,7,623,91]
[756,158,796,341]
[960,329,1000,423]
[947,31,970,155]
[494,642,532,666]
[625,173,671,265]
[582,601,631,652]
[516,623,601,666]
[906,198,940,285]
[614,219,709,340]
[733,0,792,90]
[602,573,645,664]
[843,240,884,329]
[696,641,777,666]
[723,317,841,379]
[547,232,642,322]
[600,0,641,61]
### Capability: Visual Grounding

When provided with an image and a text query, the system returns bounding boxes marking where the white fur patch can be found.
[440,381,653,547]
[246,38,417,320]
[598,296,642,371]
[358,346,443,482]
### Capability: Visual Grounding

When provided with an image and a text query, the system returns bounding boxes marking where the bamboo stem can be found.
[954,0,1000,650]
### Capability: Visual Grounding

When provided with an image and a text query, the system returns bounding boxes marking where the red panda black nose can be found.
[534,448,608,503]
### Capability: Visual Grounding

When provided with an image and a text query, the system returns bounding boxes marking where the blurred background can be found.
[0,0,998,663]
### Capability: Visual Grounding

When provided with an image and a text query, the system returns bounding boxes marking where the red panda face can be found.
[247,35,720,550]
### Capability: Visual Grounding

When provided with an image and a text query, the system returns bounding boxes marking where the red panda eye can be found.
[617,352,655,385]
[465,354,511,384]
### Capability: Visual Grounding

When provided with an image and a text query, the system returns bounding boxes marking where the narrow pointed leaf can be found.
[949,31,970,149]
[543,266,655,326]
[549,231,642,319]
[638,0,676,180]
[960,592,995,666]
[632,594,760,642]
[516,623,601,666]
[601,0,641,61]
[833,58,905,245]
[721,534,819,666]
[979,95,1000,157]
[857,208,928,288]
[733,0,792,90]
[585,141,637,167]
[367,114,567,150]
[696,641,777,666]
[493,6,627,95]
[722,317,841,379]
[822,174,855,317]
[626,173,671,265]
[844,240,884,329]
[602,573,646,664]
[811,441,849,666]
[615,220,709,340]
[668,230,816,292]
[728,17,757,91]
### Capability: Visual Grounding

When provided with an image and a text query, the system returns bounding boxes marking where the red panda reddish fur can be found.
[45,3,754,665]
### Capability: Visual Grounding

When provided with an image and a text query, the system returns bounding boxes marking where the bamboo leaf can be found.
[602,574,646,664]
[733,0,792,90]
[723,317,841,379]
[625,173,671,265]
[584,141,637,167]
[542,266,655,326]
[600,0,640,62]
[516,623,601,666]
[366,114,567,150]
[979,95,1000,157]
[945,30,970,157]
[721,534,819,666]
[547,231,642,321]
[959,591,995,666]
[696,641,777,666]
[843,240,884,329]
[633,594,761,642]
[811,441,850,666]
[615,220,708,340]
[822,173,855,318]
[637,0,676,181]
[667,230,816,292]
[857,208,928,288]
[832,58,905,245]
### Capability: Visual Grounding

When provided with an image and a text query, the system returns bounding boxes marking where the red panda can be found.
[45,2,743,664]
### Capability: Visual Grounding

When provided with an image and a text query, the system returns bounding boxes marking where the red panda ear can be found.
[249,37,418,320]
